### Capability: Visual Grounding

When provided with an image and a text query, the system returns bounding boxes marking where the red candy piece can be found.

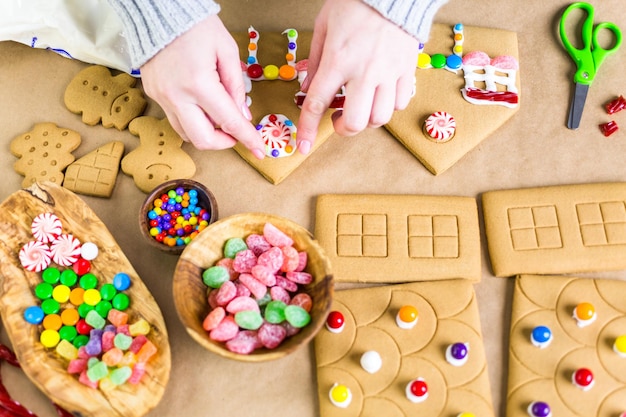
[285,271,313,285]
[247,64,263,79]
[209,315,239,342]
[75,319,93,335]
[410,379,428,397]
[73,258,91,276]
[225,330,262,354]
[251,264,277,287]
[226,295,260,314]
[258,322,287,349]
[270,285,291,304]
[246,234,272,256]
[600,120,619,137]
[215,280,237,306]
[574,368,594,388]
[263,222,294,247]
[233,249,257,273]
[238,273,267,300]
[275,276,298,292]
[606,95,626,114]
[203,306,226,331]
[280,246,300,272]
[290,293,313,312]
[327,311,345,330]
[257,246,284,273]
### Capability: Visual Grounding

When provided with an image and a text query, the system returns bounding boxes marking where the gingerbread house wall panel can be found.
[482,182,626,277]
[314,194,481,283]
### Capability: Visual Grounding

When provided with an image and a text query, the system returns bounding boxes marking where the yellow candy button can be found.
[614,335,626,355]
[83,288,102,306]
[263,64,279,80]
[40,329,60,348]
[52,284,71,303]
[417,53,431,69]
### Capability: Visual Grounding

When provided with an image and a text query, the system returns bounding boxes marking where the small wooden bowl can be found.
[139,179,218,255]
[173,213,334,362]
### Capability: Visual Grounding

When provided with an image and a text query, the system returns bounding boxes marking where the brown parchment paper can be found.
[1,0,626,416]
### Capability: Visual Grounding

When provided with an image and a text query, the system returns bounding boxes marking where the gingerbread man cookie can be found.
[64,65,147,130]
[121,116,196,193]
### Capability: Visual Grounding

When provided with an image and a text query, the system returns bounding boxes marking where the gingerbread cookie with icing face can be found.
[231,29,335,185]
[121,117,196,193]
[384,23,520,175]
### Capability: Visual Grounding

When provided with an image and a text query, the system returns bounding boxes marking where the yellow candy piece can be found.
[614,335,626,355]
[417,53,431,69]
[457,413,476,417]
[55,339,78,360]
[263,64,279,80]
[118,351,137,367]
[98,376,117,392]
[83,288,102,306]
[52,285,71,303]
[330,384,350,403]
[129,318,151,336]
[40,329,60,348]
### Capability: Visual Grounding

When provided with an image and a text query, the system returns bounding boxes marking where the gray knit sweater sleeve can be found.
[106,0,221,68]
[362,0,448,42]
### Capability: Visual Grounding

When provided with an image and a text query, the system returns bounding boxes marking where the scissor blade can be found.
[567,83,590,130]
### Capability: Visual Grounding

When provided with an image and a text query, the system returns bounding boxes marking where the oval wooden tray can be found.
[0,182,170,417]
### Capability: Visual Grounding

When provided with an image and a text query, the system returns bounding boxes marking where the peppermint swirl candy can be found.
[50,234,81,266]
[424,111,456,143]
[257,114,297,158]
[31,213,62,243]
[19,240,52,272]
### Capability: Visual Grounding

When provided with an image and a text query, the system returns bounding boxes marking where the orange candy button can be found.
[575,302,595,321]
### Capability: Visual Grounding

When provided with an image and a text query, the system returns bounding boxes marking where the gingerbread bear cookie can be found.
[10,122,81,188]
[64,65,147,130]
[121,116,196,193]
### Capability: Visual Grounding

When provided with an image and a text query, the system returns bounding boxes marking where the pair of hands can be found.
[140,0,420,158]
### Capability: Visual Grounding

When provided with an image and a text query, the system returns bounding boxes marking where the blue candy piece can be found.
[113,272,131,291]
[446,54,463,70]
[531,325,552,344]
[24,305,45,324]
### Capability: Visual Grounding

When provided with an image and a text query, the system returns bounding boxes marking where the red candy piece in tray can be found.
[599,120,619,137]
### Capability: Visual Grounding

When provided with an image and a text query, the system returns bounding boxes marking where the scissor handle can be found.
[559,2,622,84]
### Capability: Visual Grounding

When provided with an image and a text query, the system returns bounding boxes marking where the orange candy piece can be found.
[575,302,595,321]
[398,305,418,323]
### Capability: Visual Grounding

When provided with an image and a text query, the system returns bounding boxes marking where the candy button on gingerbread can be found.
[572,367,594,391]
[360,350,382,374]
[530,325,552,348]
[614,335,626,358]
[406,378,428,403]
[446,342,469,366]
[423,111,456,143]
[329,383,352,408]
[527,401,551,417]
[396,305,418,329]
[573,302,596,327]
[326,310,345,333]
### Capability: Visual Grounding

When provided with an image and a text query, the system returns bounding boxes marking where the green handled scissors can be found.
[559,2,622,129]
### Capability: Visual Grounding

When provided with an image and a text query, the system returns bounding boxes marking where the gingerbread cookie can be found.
[63,141,125,197]
[315,280,494,417]
[64,65,147,130]
[121,116,196,193]
[314,194,481,283]
[10,122,81,188]
[232,29,335,185]
[507,274,626,417]
[384,23,520,175]
[482,182,626,277]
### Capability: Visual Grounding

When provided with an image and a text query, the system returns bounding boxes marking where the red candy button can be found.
[573,368,594,389]
[326,311,345,330]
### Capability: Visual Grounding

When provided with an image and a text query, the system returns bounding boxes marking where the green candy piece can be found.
[77,303,94,318]
[110,366,132,385]
[87,357,100,368]
[256,292,272,307]
[223,237,247,258]
[431,53,446,69]
[86,360,108,382]
[59,325,77,342]
[99,283,117,301]
[95,300,113,318]
[59,269,78,287]
[112,293,130,311]
[73,335,89,348]
[114,333,133,350]
[85,309,105,329]
[41,267,60,284]
[284,305,311,328]
[34,282,53,300]
[202,266,230,289]
[264,300,287,324]
[234,310,264,330]
[79,273,99,290]
[41,299,60,315]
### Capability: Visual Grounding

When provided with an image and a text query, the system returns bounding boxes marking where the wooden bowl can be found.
[139,179,218,255]
[173,213,333,362]
[0,182,170,417]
